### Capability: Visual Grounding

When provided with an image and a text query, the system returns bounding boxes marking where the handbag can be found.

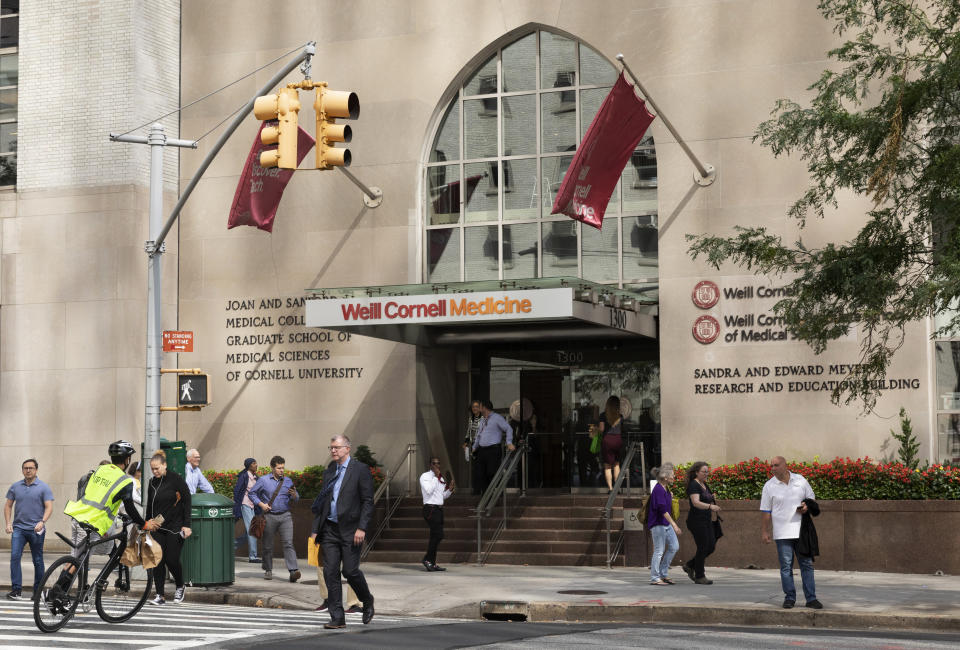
[250,476,287,539]
[713,515,724,540]
[671,497,680,522]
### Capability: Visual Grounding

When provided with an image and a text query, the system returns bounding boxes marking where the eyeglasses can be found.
[328,446,347,451]
[22,466,37,471]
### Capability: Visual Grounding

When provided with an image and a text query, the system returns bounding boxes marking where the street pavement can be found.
[2,549,959,633]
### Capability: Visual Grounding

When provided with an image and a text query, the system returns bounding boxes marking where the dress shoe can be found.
[289,570,301,583]
[805,599,823,609]
[324,620,346,629]
[314,599,329,612]
[422,559,435,572]
[345,604,363,614]
[362,598,375,625]
[782,599,795,609]
[694,577,713,585]
[431,564,447,571]
[681,562,695,582]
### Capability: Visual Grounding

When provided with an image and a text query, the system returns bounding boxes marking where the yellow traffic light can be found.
[314,83,359,170]
[253,87,301,169]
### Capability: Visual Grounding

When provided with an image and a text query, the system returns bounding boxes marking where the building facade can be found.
[0,1,951,537]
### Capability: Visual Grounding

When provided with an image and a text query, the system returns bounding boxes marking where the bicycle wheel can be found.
[95,557,150,623]
[34,555,82,633]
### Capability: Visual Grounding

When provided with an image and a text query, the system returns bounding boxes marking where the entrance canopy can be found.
[304,277,658,346]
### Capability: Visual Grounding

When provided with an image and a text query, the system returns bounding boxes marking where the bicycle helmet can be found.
[108,440,136,459]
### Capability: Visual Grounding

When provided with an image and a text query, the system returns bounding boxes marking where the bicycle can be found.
[33,515,151,633]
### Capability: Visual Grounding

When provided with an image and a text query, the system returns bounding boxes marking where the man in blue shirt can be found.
[184,448,215,494]
[471,400,515,494]
[249,455,300,583]
[4,458,54,600]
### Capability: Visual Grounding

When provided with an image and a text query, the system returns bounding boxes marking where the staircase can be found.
[364,493,626,566]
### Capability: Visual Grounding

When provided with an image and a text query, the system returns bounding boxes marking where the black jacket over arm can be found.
[312,459,374,543]
[797,497,820,559]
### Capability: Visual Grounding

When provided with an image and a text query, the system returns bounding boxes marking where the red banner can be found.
[550,73,655,229]
[227,123,315,233]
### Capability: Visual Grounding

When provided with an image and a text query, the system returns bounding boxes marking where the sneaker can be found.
[149,594,165,606]
[289,570,301,583]
[248,557,261,563]
[173,587,185,604]
[264,571,272,581]
[314,599,329,612]
[782,598,795,609]
[345,604,363,614]
[6,590,24,601]
[694,577,714,585]
[805,599,823,609]
[681,562,696,582]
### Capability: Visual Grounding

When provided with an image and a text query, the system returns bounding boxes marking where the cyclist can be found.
[49,441,153,600]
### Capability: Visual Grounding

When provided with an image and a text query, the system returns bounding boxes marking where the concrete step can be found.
[378,527,608,542]
[363,538,611,554]
[364,550,615,567]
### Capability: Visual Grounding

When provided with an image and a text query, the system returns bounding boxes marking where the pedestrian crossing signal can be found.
[177,373,210,407]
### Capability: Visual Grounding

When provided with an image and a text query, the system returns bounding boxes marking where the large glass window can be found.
[423,30,658,286]
[0,0,17,187]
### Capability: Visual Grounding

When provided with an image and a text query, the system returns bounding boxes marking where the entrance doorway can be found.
[478,341,660,492]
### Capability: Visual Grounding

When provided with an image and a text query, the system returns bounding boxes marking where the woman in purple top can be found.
[647,463,681,585]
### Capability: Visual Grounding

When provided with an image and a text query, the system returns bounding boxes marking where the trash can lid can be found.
[191,493,234,507]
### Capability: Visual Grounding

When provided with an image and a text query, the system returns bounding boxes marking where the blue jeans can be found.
[235,504,258,559]
[649,524,679,582]
[776,539,816,602]
[11,527,45,593]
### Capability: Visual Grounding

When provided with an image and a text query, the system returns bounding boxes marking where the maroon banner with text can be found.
[550,73,655,229]
[227,123,315,233]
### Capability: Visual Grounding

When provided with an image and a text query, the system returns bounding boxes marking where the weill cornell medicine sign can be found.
[306,289,574,327]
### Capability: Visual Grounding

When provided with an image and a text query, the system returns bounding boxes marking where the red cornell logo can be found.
[692,280,720,309]
[692,315,720,344]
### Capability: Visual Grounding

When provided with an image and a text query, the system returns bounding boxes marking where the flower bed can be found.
[669,457,960,500]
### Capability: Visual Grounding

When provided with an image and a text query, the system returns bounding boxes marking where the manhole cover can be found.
[557,589,607,595]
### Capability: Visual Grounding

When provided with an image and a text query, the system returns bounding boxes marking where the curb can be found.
[180,590,960,633]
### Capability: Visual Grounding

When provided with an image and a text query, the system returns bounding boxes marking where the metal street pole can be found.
[110,124,196,508]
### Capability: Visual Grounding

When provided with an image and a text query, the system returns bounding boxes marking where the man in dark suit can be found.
[312,434,375,629]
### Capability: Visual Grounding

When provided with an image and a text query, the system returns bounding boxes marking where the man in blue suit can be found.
[312,434,375,629]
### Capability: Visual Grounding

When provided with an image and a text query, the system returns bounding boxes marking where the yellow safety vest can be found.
[64,464,133,535]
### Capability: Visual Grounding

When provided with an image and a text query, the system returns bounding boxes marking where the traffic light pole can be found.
[110,124,197,510]
[110,43,316,511]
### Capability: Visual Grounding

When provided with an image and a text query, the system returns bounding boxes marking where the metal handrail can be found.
[361,443,416,560]
[604,440,647,568]
[473,440,528,566]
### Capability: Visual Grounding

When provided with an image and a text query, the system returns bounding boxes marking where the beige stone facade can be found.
[0,1,943,539]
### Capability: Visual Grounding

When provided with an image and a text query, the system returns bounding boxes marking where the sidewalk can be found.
[3,550,959,632]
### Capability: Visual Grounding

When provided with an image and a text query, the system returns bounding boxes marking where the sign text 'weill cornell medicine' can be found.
[306,288,574,327]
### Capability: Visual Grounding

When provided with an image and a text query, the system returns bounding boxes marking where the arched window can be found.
[423,29,658,290]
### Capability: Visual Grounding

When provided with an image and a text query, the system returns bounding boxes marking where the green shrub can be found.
[669,457,960,500]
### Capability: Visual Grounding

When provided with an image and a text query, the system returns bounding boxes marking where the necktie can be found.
[311,465,345,515]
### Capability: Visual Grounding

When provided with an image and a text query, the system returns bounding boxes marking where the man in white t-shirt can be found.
[760,456,821,610]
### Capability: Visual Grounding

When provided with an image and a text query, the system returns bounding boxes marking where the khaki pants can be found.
[317,564,360,608]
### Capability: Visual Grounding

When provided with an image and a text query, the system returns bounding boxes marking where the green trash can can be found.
[141,438,187,478]
[182,493,236,586]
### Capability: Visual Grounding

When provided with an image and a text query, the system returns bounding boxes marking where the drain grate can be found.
[480,600,528,622]
[557,589,607,595]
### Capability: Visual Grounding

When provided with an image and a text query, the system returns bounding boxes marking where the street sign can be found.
[177,373,209,407]
[163,331,194,352]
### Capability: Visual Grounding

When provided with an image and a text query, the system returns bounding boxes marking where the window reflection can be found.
[423,30,657,287]
[428,229,460,282]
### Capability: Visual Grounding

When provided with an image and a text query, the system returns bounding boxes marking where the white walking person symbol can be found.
[181,379,193,402]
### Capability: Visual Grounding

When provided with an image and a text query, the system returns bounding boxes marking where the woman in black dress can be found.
[682,461,721,584]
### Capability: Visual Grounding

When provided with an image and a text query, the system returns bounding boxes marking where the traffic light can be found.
[314,83,359,170]
[253,87,301,169]
[177,373,210,407]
